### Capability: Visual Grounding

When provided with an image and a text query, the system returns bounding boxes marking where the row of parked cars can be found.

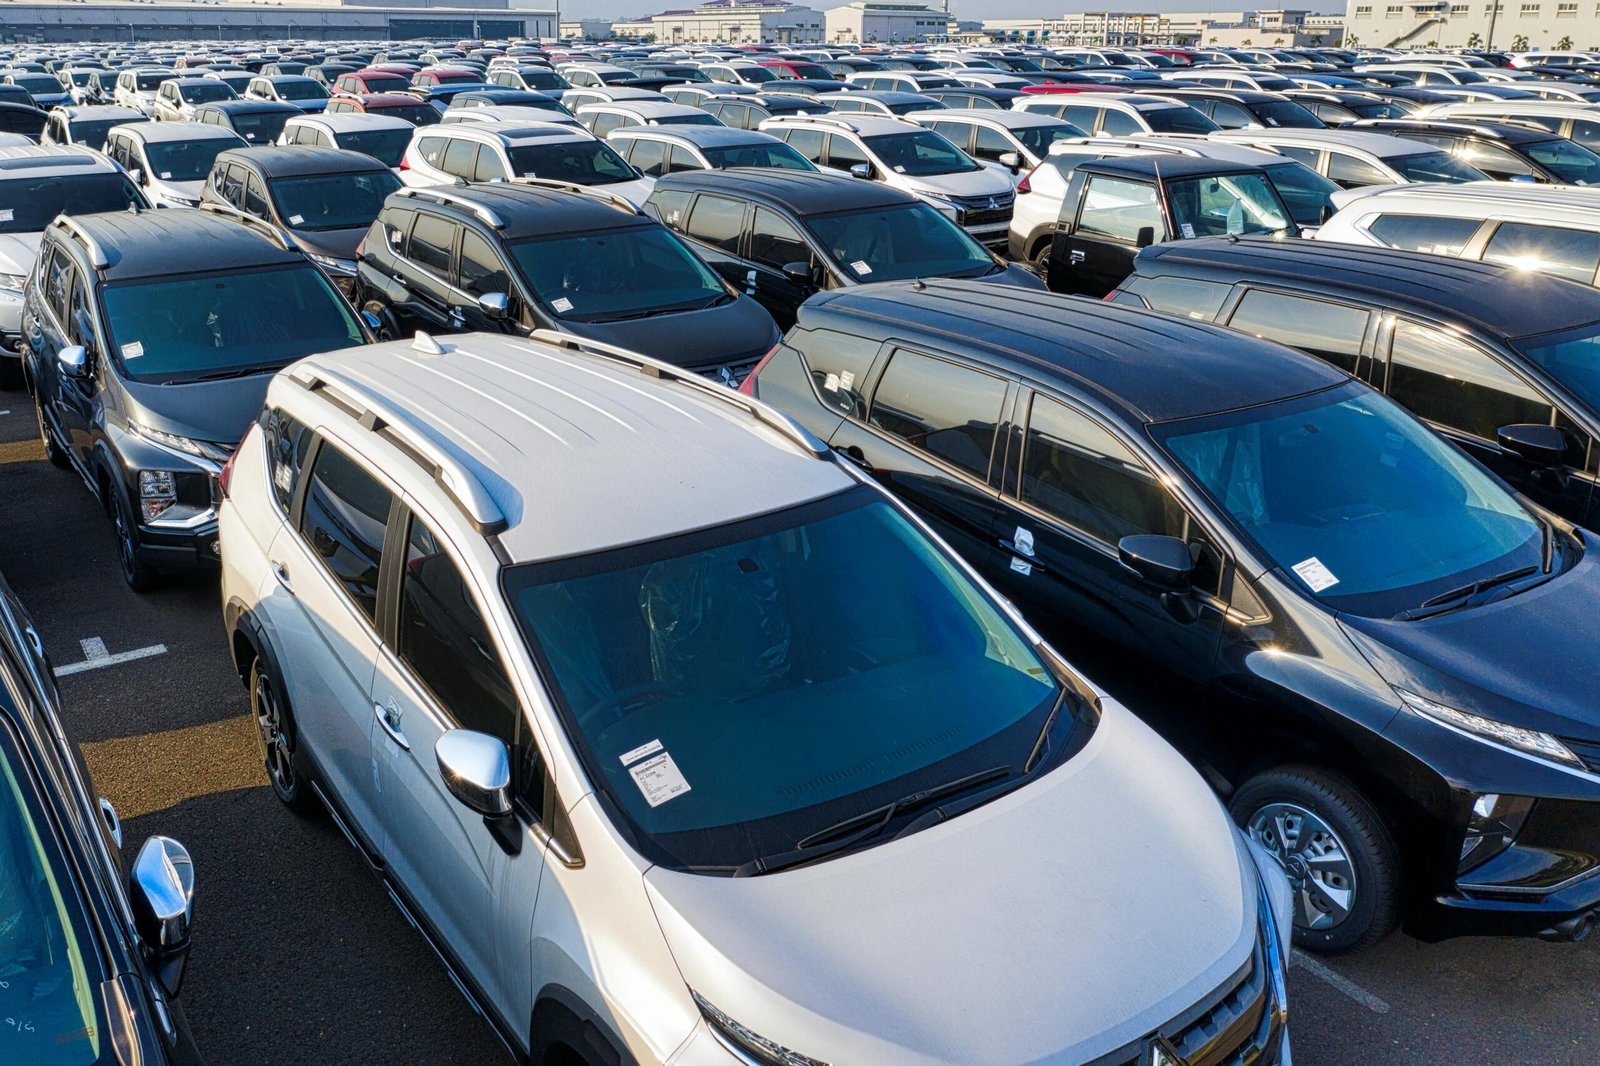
[9,32,1600,1066]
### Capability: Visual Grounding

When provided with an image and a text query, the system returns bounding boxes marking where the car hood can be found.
[1339,532,1600,738]
[903,167,1015,198]
[119,373,274,449]
[565,293,776,373]
[643,702,1257,1065]
[0,231,42,275]
[290,226,364,259]
[149,178,204,203]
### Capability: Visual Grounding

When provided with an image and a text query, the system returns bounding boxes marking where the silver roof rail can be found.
[527,329,830,460]
[504,177,640,214]
[195,201,298,253]
[395,186,506,229]
[51,215,110,269]
[287,360,508,534]
[770,113,859,133]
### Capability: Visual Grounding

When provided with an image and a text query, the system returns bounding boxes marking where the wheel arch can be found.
[530,985,636,1066]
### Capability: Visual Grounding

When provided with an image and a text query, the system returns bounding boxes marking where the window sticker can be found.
[629,751,691,807]
[0,210,11,222]
[552,297,574,313]
[1180,222,1196,239]
[851,260,872,275]
[619,738,664,766]
[289,214,304,225]
[1292,557,1339,592]
[122,341,145,359]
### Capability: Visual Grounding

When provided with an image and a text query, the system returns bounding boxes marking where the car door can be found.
[988,388,1228,677]
[827,345,1011,569]
[1051,173,1166,297]
[745,206,819,330]
[272,436,396,852]
[35,250,96,461]
[452,227,523,333]
[370,509,544,1032]
[394,210,457,331]
[680,192,749,290]
[241,171,271,221]
[1380,317,1596,524]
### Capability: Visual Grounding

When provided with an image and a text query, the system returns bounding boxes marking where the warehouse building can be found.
[823,0,947,43]
[1342,0,1600,50]
[613,0,825,43]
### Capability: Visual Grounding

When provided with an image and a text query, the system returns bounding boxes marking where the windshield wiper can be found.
[168,362,286,384]
[731,765,1012,877]
[1397,564,1541,621]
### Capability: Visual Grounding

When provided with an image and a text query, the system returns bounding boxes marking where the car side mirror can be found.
[1135,225,1156,249]
[57,344,88,377]
[782,261,815,286]
[998,150,1022,172]
[1320,203,1335,224]
[128,835,195,996]
[1498,423,1569,467]
[1118,534,1193,592]
[436,729,521,854]
[849,162,873,180]
[129,167,145,185]
[1509,173,1537,184]
[477,291,510,320]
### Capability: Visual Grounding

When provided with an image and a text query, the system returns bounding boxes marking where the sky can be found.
[560,1,1342,20]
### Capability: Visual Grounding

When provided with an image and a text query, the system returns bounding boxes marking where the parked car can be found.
[1350,117,1600,185]
[438,104,584,130]
[0,100,47,143]
[323,92,442,126]
[448,88,572,115]
[1151,87,1326,129]
[40,103,147,151]
[487,65,572,93]
[921,85,1026,109]
[244,74,330,114]
[744,277,1600,952]
[1013,92,1221,135]
[331,68,414,97]
[5,69,72,110]
[103,120,247,208]
[279,112,414,169]
[192,99,300,145]
[24,207,372,589]
[574,100,723,136]
[1114,236,1600,531]
[648,168,1040,329]
[0,145,148,389]
[1284,88,1412,125]
[152,76,239,121]
[399,122,653,205]
[0,566,201,1064]
[698,92,820,129]
[217,327,1291,1066]
[1214,127,1491,188]
[607,125,816,177]
[909,107,1085,177]
[822,90,946,117]
[112,67,176,115]
[354,181,777,381]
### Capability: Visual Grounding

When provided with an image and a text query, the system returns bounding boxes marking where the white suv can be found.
[400,122,654,206]
[218,330,1292,1066]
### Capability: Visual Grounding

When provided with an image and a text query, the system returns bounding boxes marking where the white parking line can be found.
[56,643,168,677]
[80,637,109,661]
[1292,951,1391,1014]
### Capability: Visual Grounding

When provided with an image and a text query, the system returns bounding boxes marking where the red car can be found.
[759,59,837,81]
[332,68,413,96]
[410,67,483,88]
[323,92,441,125]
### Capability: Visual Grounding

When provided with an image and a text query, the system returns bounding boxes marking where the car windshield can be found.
[862,130,981,175]
[1515,322,1600,412]
[1014,123,1086,156]
[269,170,401,231]
[433,72,479,85]
[701,141,815,170]
[504,139,636,184]
[502,487,1068,871]
[361,74,409,93]
[1388,149,1486,182]
[1350,100,1408,118]
[522,71,570,91]
[101,264,365,384]
[144,136,246,180]
[1524,137,1600,184]
[178,82,235,103]
[229,110,292,143]
[135,73,169,91]
[508,225,726,322]
[331,128,410,167]
[807,202,996,281]
[61,119,129,151]
[276,80,328,101]
[1253,100,1323,128]
[11,75,60,94]
[1263,161,1338,226]
[0,173,141,233]
[1157,383,1547,618]
[1141,105,1222,134]
[0,721,113,1066]
[375,103,440,126]
[1167,172,1293,237]
[733,66,780,83]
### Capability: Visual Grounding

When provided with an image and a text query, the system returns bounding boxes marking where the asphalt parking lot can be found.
[1,395,1597,1065]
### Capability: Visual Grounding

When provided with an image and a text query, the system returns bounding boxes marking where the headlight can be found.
[129,421,233,464]
[693,991,829,1066]
[308,253,357,275]
[919,193,963,222]
[0,272,26,294]
[1396,688,1584,769]
[138,470,177,522]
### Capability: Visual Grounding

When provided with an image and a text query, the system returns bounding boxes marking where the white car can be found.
[152,77,239,122]
[112,67,175,116]
[102,121,248,208]
[399,122,654,206]
[218,329,1292,1066]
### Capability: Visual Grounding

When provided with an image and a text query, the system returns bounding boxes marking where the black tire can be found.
[1230,765,1400,955]
[0,355,21,391]
[1030,242,1050,287]
[34,392,69,469]
[362,299,399,342]
[109,485,160,592]
[249,655,319,815]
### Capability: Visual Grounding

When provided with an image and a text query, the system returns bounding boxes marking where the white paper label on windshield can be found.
[629,751,691,807]
[839,370,855,390]
[159,171,172,179]
[552,297,573,312]
[0,209,11,222]
[1292,557,1339,593]
[893,164,906,173]
[289,214,304,225]
[619,738,663,766]
[823,372,841,392]
[122,341,145,359]
[1180,223,1196,239]
[523,171,539,178]
[1013,526,1035,558]
[851,260,872,275]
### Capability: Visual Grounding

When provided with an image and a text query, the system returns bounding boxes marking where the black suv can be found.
[744,279,1600,953]
[201,145,402,295]
[1114,238,1600,532]
[0,567,200,1063]
[191,99,299,145]
[1147,88,1326,130]
[353,181,779,381]
[646,168,1041,330]
[24,207,372,589]
[1351,117,1600,184]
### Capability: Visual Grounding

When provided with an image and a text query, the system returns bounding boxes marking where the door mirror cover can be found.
[128,835,195,995]
[781,261,814,286]
[477,291,510,320]
[1135,225,1157,249]
[848,162,873,180]
[57,345,88,377]
[998,151,1022,171]
[129,168,145,186]
[1118,534,1194,592]
[1498,423,1568,467]
[436,729,513,818]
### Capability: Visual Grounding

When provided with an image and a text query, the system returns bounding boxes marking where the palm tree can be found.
[1425,39,1438,46]
[1466,30,1482,47]
[1512,32,1529,50]
[1558,34,1574,49]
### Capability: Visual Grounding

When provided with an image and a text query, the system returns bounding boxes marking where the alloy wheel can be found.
[1247,801,1358,932]
[253,671,295,795]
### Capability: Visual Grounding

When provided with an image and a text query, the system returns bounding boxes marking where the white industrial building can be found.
[1342,0,1600,50]
[824,0,947,43]
[983,9,1331,46]
[614,0,825,43]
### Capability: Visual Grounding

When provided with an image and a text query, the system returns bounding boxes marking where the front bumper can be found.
[135,513,221,572]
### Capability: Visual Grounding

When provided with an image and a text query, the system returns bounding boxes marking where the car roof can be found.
[216,144,389,177]
[1077,153,1270,179]
[199,99,300,114]
[392,182,643,238]
[1154,87,1287,103]
[653,166,914,213]
[1213,127,1432,156]
[56,104,147,121]
[118,119,241,144]
[0,143,118,176]
[799,279,1343,423]
[288,112,412,133]
[578,100,704,117]
[767,113,920,136]
[609,124,781,148]
[909,107,1063,126]
[1358,117,1558,143]
[276,333,848,563]
[54,207,306,280]
[1138,236,1600,339]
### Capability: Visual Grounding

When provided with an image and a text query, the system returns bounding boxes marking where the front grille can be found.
[951,189,1015,227]
[1106,936,1280,1066]
[1560,736,1600,774]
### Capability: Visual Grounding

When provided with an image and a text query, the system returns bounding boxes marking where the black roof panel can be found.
[62,209,304,281]
[653,167,916,214]
[216,144,390,177]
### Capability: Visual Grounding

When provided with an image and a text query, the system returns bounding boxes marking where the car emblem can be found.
[1143,1036,1185,1066]
[988,196,998,209]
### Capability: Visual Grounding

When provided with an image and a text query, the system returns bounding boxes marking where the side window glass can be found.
[219,165,244,205]
[590,112,623,138]
[790,327,878,417]
[1131,276,1232,320]
[243,174,269,217]
[630,138,668,177]
[1077,177,1164,243]
[749,208,811,270]
[44,249,73,324]
[1326,152,1389,187]
[1211,102,1255,128]
[417,135,446,167]
[407,213,455,275]
[441,136,476,178]
[1021,393,1189,547]
[457,229,510,294]
[825,135,870,170]
[1099,109,1141,136]
[67,270,91,348]
[1060,105,1099,131]
[1367,214,1482,256]
[685,194,745,253]
[867,350,1007,479]
[1388,321,1554,441]
[300,441,394,622]
[1275,145,1321,169]
[1227,290,1370,375]
[1481,223,1600,283]
[649,188,692,228]
[398,516,519,744]
[785,127,825,162]
[262,408,312,513]
[471,144,507,183]
[668,146,702,173]
[972,125,1012,162]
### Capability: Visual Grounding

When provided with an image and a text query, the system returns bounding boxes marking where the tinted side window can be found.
[749,208,810,270]
[1099,109,1141,136]
[218,164,244,205]
[408,213,455,275]
[243,174,270,218]
[1210,102,1255,128]
[417,135,447,167]
[457,229,509,294]
[685,194,745,253]
[590,112,624,138]
[398,516,519,744]
[441,136,476,178]
[784,127,825,162]
[825,134,869,170]
[1128,275,1232,320]
[868,350,1007,479]
[1367,213,1483,256]
[1275,145,1321,169]
[973,125,1015,162]
[1021,394,1185,545]
[1077,176,1164,243]
[791,327,879,417]
[262,408,312,513]
[630,138,669,177]
[1326,152,1389,187]
[667,145,701,173]
[1388,321,1553,441]
[650,188,692,228]
[1059,105,1100,131]
[1481,222,1600,283]
[1228,290,1370,374]
[43,248,73,324]
[471,144,507,182]
[300,442,394,621]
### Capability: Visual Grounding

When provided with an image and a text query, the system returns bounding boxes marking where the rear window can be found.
[1367,213,1483,255]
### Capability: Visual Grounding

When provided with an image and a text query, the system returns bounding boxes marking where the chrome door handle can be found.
[374,701,409,750]
[270,562,294,594]
[1069,250,1086,264]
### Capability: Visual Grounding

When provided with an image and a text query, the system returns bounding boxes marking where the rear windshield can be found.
[371,103,439,126]
[228,110,292,144]
[177,82,236,104]
[1388,149,1486,183]
[504,140,636,185]
[0,172,142,233]
[144,136,245,181]
[331,128,410,167]
[270,170,401,231]
[1141,105,1221,134]
[276,80,328,101]
[360,74,410,94]
[61,119,130,152]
